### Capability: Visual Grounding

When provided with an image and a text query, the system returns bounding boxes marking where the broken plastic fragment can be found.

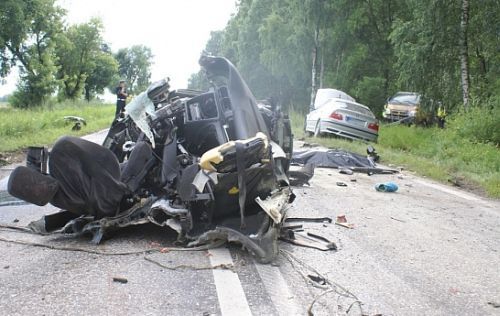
[255,189,290,224]
[125,92,157,148]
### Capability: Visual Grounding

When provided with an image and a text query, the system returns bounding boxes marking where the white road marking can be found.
[414,179,480,201]
[254,262,303,316]
[0,177,8,191]
[209,248,252,316]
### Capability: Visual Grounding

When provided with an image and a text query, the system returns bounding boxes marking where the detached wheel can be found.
[313,120,322,137]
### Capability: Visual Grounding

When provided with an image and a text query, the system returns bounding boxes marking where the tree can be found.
[55,18,113,100]
[84,51,118,101]
[459,0,470,109]
[187,71,209,91]
[190,0,499,116]
[115,45,153,94]
[0,0,65,107]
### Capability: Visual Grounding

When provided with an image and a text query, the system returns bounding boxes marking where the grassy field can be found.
[290,111,500,198]
[0,101,115,153]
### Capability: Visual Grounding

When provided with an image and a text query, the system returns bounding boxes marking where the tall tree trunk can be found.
[460,0,470,109]
[319,50,324,89]
[85,87,91,102]
[310,26,320,111]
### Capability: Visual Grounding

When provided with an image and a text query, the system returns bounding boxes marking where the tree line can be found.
[189,0,499,116]
[0,0,154,108]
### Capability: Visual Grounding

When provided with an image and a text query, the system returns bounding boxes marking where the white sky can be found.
[0,0,236,96]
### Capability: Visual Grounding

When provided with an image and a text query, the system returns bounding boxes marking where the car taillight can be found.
[330,112,343,120]
[368,122,379,131]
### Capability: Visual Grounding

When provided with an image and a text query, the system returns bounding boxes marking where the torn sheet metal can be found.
[280,229,337,251]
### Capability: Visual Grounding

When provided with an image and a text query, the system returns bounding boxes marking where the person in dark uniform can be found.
[115,80,128,117]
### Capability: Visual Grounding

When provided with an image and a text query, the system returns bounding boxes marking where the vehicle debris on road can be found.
[112,277,128,284]
[375,182,399,192]
[288,163,315,186]
[6,56,294,263]
[335,214,354,229]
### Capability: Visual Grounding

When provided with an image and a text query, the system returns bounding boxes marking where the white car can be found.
[305,97,379,142]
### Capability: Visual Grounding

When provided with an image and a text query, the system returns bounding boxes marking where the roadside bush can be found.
[448,102,500,145]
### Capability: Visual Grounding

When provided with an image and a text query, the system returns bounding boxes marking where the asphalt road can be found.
[0,133,499,316]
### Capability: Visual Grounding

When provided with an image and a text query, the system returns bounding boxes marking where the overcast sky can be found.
[0,0,236,96]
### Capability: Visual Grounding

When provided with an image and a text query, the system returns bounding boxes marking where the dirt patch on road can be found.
[0,151,25,167]
[0,151,25,180]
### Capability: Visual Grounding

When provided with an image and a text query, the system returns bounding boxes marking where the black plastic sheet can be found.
[291,149,375,168]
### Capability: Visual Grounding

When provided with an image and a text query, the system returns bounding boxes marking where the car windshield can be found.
[389,93,420,105]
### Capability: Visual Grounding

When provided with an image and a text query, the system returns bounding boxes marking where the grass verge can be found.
[290,111,500,198]
[0,101,114,156]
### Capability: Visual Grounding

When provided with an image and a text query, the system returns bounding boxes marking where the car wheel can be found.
[313,120,322,137]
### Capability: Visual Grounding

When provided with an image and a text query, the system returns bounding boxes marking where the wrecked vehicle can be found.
[382,92,421,122]
[7,56,294,263]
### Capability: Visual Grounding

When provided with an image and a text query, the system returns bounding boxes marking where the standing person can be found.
[115,80,128,118]
[437,104,446,129]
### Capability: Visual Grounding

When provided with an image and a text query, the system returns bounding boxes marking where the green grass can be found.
[0,101,115,153]
[290,111,500,198]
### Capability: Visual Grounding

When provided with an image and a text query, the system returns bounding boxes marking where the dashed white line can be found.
[209,248,252,316]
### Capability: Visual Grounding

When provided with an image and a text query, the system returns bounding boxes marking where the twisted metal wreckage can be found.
[7,56,295,263]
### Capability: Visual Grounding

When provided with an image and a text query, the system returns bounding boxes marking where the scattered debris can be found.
[366,145,380,162]
[63,116,87,131]
[289,163,315,186]
[160,248,170,253]
[112,276,128,284]
[335,215,354,229]
[280,229,337,251]
[144,256,234,271]
[390,216,406,223]
[0,235,223,255]
[280,217,336,251]
[286,217,332,223]
[336,215,347,223]
[339,167,353,175]
[336,182,348,187]
[375,182,399,192]
[301,142,320,148]
[307,274,327,285]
